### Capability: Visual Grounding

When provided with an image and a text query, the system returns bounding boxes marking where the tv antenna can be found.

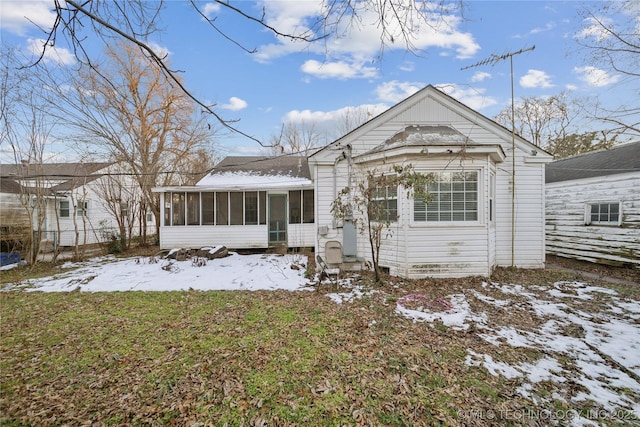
[461,45,535,268]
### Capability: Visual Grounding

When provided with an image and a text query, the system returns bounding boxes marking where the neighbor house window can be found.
[414,171,478,222]
[59,200,70,218]
[586,202,621,225]
[371,185,397,222]
[76,201,88,217]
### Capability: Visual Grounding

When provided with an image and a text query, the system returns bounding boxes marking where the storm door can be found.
[268,194,287,245]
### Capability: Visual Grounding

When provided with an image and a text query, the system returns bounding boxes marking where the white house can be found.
[0,162,154,251]
[546,142,640,268]
[155,85,553,278]
[153,156,315,249]
[310,85,553,278]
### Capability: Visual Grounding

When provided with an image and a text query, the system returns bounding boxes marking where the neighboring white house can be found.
[153,156,315,249]
[0,162,154,250]
[546,142,640,268]
[155,85,553,278]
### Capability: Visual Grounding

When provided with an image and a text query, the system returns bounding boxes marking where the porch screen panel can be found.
[216,192,228,225]
[289,190,301,224]
[187,193,200,225]
[303,190,314,223]
[259,191,266,225]
[172,192,185,226]
[230,192,243,225]
[164,193,171,226]
[201,192,214,225]
[245,192,258,225]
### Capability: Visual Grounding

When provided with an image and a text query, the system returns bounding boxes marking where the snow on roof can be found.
[196,170,312,189]
[196,155,312,189]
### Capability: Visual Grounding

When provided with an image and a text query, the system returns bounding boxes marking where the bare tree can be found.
[494,92,580,149]
[576,1,640,137]
[32,0,463,145]
[1,49,56,264]
[46,43,217,244]
[270,120,324,156]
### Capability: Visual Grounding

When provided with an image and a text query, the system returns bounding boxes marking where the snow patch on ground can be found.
[9,252,311,292]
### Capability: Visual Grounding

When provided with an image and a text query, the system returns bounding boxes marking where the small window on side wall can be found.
[585,202,622,226]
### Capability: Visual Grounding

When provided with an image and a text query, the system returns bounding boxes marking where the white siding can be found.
[546,172,640,267]
[311,86,551,278]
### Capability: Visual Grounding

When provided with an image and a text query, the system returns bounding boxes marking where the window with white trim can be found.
[76,200,88,217]
[59,200,70,218]
[414,171,478,222]
[586,202,621,226]
[371,185,398,222]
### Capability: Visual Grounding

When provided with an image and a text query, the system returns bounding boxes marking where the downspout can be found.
[510,55,516,268]
[332,150,347,227]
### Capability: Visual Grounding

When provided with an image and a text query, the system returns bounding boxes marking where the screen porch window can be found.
[288,190,315,224]
[586,202,621,225]
[414,171,478,222]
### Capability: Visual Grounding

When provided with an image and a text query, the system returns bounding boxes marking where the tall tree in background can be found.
[270,120,324,156]
[494,92,578,150]
[34,0,463,146]
[576,1,639,137]
[1,48,56,264]
[547,131,617,159]
[49,43,217,243]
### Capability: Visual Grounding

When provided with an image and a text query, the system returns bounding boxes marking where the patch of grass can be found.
[2,264,639,426]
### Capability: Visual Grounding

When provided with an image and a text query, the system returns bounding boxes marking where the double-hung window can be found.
[371,185,398,222]
[586,202,621,226]
[414,171,478,222]
[59,200,70,218]
[76,200,88,217]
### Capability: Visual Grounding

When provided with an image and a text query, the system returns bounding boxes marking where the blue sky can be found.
[1,1,637,158]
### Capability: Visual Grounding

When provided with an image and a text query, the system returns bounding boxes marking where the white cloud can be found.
[147,42,171,60]
[375,80,423,103]
[530,22,555,35]
[254,1,479,70]
[398,61,415,72]
[27,38,75,65]
[434,84,498,110]
[0,0,55,35]
[300,59,377,80]
[202,2,221,18]
[575,16,614,42]
[282,103,388,138]
[284,104,388,125]
[220,97,248,111]
[565,84,578,91]
[471,71,491,83]
[520,69,553,89]
[574,66,621,87]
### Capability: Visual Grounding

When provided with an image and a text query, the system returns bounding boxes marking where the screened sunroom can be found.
[153,156,315,249]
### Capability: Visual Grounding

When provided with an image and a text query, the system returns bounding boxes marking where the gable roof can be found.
[545,142,640,183]
[310,85,551,160]
[0,162,113,194]
[196,155,312,189]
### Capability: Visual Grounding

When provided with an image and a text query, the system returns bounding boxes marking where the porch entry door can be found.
[268,194,287,245]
